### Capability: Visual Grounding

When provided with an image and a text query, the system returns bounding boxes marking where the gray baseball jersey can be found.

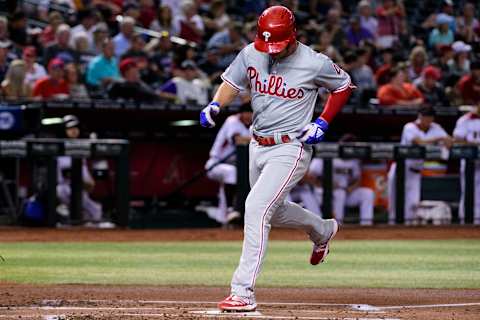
[222,42,349,301]
[221,42,351,135]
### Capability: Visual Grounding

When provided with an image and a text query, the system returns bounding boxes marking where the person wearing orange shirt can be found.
[377,65,424,107]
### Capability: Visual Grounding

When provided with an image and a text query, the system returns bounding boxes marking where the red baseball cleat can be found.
[310,219,339,265]
[218,294,257,312]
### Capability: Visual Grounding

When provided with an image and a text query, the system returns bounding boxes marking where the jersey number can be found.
[332,63,341,75]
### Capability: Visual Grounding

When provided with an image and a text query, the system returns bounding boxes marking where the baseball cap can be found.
[63,115,80,128]
[0,40,12,49]
[452,41,472,53]
[436,13,453,25]
[423,66,441,80]
[358,0,371,8]
[23,46,37,57]
[119,58,137,75]
[48,58,65,69]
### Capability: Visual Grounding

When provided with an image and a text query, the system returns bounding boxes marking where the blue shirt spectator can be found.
[207,23,245,69]
[86,39,120,87]
[428,14,454,49]
[113,17,135,58]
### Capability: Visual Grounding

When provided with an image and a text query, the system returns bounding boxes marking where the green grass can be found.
[0,240,479,288]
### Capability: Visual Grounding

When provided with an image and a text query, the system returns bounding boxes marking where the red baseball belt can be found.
[253,133,291,146]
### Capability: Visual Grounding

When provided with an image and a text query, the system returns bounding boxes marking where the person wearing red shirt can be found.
[457,61,480,105]
[33,58,69,100]
[377,65,424,107]
[376,0,406,48]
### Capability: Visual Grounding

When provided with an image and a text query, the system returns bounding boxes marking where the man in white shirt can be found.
[23,46,46,87]
[113,17,135,58]
[453,105,480,224]
[204,104,252,224]
[388,107,452,224]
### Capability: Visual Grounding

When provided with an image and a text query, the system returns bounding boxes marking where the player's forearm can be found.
[318,86,353,123]
[211,81,240,108]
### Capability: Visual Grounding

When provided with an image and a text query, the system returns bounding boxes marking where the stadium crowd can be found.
[0,0,478,108]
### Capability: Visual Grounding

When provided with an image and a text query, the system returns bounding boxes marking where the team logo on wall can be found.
[0,112,15,130]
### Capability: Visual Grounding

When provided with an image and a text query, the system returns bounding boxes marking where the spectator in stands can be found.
[121,34,148,67]
[40,11,64,48]
[203,0,231,36]
[107,58,160,102]
[457,61,480,105]
[73,32,95,73]
[174,0,205,44]
[91,23,109,55]
[0,40,12,83]
[70,9,97,49]
[65,63,89,100]
[23,46,46,88]
[376,0,406,48]
[43,24,78,66]
[428,14,454,50]
[351,47,376,105]
[145,33,174,85]
[8,11,29,47]
[433,44,454,77]
[324,8,348,51]
[1,60,31,100]
[377,65,424,107]
[160,60,208,105]
[448,41,472,80]
[138,0,156,29]
[374,47,394,86]
[408,46,428,82]
[346,15,374,48]
[198,49,224,85]
[113,16,136,58]
[357,0,378,39]
[0,17,8,43]
[151,5,177,36]
[422,0,455,30]
[455,2,479,43]
[413,66,449,107]
[86,38,120,89]
[207,22,245,69]
[32,58,69,100]
[315,28,342,63]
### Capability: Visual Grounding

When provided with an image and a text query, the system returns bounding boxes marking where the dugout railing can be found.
[236,143,478,224]
[0,138,129,227]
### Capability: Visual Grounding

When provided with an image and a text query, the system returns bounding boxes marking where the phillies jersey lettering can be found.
[221,42,351,136]
[247,66,304,99]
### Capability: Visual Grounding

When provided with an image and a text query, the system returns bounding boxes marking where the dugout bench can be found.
[236,143,478,224]
[0,139,129,227]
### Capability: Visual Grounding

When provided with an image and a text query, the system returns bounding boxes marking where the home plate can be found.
[190,309,263,317]
[350,304,383,312]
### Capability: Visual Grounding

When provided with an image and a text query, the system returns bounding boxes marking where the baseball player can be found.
[309,157,375,225]
[57,115,104,224]
[387,107,452,224]
[453,104,480,224]
[205,104,253,224]
[199,6,354,312]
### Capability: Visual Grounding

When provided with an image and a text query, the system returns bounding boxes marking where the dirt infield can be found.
[1,226,479,319]
[0,225,479,242]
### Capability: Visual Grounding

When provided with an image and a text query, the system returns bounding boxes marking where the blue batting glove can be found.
[297,118,329,144]
[200,102,220,128]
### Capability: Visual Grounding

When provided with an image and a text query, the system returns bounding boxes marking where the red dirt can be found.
[1,226,479,319]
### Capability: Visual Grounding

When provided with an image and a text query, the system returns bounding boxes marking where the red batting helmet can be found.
[254,6,296,54]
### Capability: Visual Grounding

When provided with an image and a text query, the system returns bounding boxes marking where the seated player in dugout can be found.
[56,115,115,228]
[204,103,253,225]
[387,107,453,224]
[308,134,375,225]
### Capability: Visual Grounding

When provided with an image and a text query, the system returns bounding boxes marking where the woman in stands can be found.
[377,64,424,107]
